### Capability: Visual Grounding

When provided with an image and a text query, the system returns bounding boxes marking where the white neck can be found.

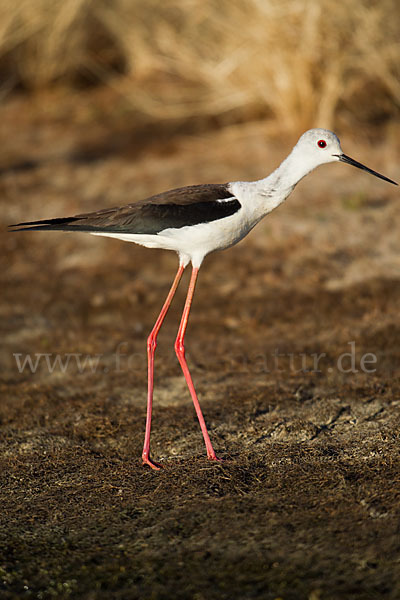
[258,145,316,195]
[233,146,318,224]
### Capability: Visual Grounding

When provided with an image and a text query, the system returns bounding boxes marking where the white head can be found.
[295,129,342,166]
[293,128,397,185]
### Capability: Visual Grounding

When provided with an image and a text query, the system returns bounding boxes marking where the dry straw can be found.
[0,0,399,131]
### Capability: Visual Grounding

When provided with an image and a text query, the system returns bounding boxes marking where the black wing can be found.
[9,184,241,235]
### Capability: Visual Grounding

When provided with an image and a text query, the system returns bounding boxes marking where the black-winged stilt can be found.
[10,129,397,469]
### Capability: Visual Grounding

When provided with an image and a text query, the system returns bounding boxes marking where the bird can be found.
[10,129,397,470]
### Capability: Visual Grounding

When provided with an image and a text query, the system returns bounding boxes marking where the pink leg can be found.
[142,264,185,469]
[174,267,220,462]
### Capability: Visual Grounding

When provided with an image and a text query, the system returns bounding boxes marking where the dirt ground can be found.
[1,92,400,599]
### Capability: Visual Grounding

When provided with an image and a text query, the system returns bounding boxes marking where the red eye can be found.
[318,139,327,148]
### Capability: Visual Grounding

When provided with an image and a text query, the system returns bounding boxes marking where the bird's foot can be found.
[142,455,162,470]
[207,454,223,464]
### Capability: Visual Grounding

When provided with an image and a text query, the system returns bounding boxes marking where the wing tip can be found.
[8,216,80,232]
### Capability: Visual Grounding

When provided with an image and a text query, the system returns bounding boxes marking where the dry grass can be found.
[0,0,399,132]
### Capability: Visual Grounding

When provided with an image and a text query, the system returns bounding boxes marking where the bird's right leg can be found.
[174,266,221,463]
[142,264,185,470]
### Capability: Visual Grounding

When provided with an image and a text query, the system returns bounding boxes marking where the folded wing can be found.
[9,184,241,235]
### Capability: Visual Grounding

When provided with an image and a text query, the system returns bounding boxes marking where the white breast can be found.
[90,204,251,268]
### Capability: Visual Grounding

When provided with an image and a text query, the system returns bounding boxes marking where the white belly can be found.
[90,207,251,267]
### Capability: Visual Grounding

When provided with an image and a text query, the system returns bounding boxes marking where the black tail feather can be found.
[9,216,82,232]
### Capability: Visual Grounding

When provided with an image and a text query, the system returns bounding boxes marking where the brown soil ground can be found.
[1,92,400,599]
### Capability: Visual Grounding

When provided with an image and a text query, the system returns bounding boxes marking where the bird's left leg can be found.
[174,266,221,462]
[142,263,185,470]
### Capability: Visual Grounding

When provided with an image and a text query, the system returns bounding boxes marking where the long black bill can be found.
[336,154,397,186]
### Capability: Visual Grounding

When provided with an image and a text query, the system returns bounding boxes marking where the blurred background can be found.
[0,0,399,133]
[1,2,400,598]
